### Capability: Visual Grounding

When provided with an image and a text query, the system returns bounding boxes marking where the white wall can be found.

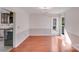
[29,14,52,36]
[64,8,79,48]
[14,8,29,47]
[65,8,79,36]
[5,7,30,47]
[29,13,60,36]
[30,14,51,29]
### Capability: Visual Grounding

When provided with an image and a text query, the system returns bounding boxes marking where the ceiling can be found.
[23,7,71,14]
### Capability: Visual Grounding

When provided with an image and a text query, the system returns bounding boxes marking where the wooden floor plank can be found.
[10,36,78,52]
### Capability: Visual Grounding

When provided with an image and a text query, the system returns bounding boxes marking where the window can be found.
[53,18,57,30]
[62,17,65,34]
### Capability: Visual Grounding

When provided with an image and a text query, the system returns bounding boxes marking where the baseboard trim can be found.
[9,48,14,52]
[15,34,29,48]
[15,34,53,47]
[30,34,53,36]
[10,34,30,52]
[72,45,79,51]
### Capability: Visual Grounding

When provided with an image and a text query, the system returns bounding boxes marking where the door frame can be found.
[50,17,59,35]
[59,16,65,36]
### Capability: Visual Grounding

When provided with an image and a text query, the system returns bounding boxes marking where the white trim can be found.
[66,31,79,51]
[30,34,53,36]
[15,34,29,48]
[8,48,13,52]
[67,31,79,37]
[72,45,79,51]
[14,34,52,48]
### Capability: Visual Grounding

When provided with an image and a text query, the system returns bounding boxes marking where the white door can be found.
[59,17,65,35]
[51,17,59,35]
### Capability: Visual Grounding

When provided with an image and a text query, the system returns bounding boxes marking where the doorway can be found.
[51,17,59,35]
[59,17,65,36]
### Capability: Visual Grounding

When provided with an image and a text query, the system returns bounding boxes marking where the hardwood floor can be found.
[10,36,78,52]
